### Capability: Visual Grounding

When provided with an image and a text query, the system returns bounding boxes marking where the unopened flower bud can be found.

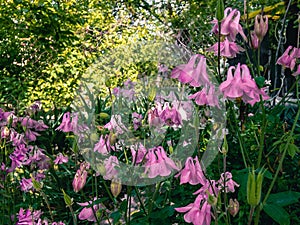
[1,127,10,138]
[254,14,268,41]
[109,132,118,145]
[72,167,88,192]
[110,179,122,198]
[250,31,259,49]
[228,198,239,217]
[206,191,218,206]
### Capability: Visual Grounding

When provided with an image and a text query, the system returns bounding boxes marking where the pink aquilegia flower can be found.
[56,112,73,132]
[159,103,182,127]
[72,162,89,192]
[53,153,68,165]
[211,7,247,42]
[217,172,239,193]
[277,46,300,76]
[175,193,212,225]
[132,112,143,130]
[78,198,104,222]
[20,177,33,192]
[175,156,206,185]
[130,143,147,165]
[250,31,259,49]
[16,208,40,225]
[171,54,211,87]
[145,146,179,178]
[219,63,269,106]
[254,14,268,41]
[207,37,245,58]
[94,134,113,155]
[104,115,128,135]
[189,85,220,107]
[103,156,119,180]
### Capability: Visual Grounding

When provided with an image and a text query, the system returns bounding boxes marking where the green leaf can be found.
[263,204,290,225]
[267,191,300,207]
[149,206,175,219]
[287,143,298,158]
[254,76,265,88]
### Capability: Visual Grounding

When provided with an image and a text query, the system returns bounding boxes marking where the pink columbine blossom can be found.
[103,156,119,180]
[207,38,245,58]
[277,46,300,71]
[189,85,220,108]
[56,112,73,132]
[159,103,182,127]
[25,129,40,142]
[175,193,212,225]
[20,177,33,192]
[72,162,89,192]
[217,172,239,193]
[104,115,128,135]
[148,107,163,127]
[16,208,39,225]
[254,14,268,41]
[293,64,300,76]
[175,156,206,185]
[94,134,113,155]
[132,112,143,130]
[130,143,147,165]
[171,54,211,87]
[219,63,269,106]
[78,198,104,222]
[145,146,179,178]
[211,7,247,42]
[53,153,69,165]
[250,31,259,49]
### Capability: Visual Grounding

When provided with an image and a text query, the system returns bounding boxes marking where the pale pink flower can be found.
[207,38,245,58]
[250,31,259,49]
[159,103,182,127]
[104,115,128,135]
[277,46,300,71]
[94,135,112,155]
[56,112,73,132]
[211,7,247,41]
[171,54,211,87]
[189,85,220,107]
[145,146,179,178]
[78,198,104,222]
[53,153,68,165]
[175,156,206,185]
[72,162,89,192]
[20,177,33,192]
[175,194,212,225]
[217,172,239,193]
[219,63,269,106]
[130,143,147,165]
[254,14,268,41]
[103,156,119,180]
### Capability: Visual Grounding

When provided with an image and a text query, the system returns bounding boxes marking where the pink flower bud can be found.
[254,15,268,41]
[72,167,88,192]
[228,198,239,217]
[110,179,122,198]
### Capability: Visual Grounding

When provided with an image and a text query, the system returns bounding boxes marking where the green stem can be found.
[134,186,147,216]
[147,182,162,222]
[256,98,267,168]
[248,206,255,225]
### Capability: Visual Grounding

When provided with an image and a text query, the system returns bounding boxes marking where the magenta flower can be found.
[211,7,247,41]
[293,64,300,76]
[175,156,206,185]
[219,63,269,106]
[171,54,211,87]
[20,177,33,192]
[218,172,239,193]
[207,38,245,58]
[78,198,104,222]
[148,106,163,127]
[175,194,212,225]
[53,153,68,165]
[16,208,34,225]
[72,162,89,192]
[277,46,300,71]
[254,14,268,41]
[25,129,40,142]
[145,146,179,178]
[189,85,220,107]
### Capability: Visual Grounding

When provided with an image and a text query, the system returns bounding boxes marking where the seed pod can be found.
[247,168,265,207]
